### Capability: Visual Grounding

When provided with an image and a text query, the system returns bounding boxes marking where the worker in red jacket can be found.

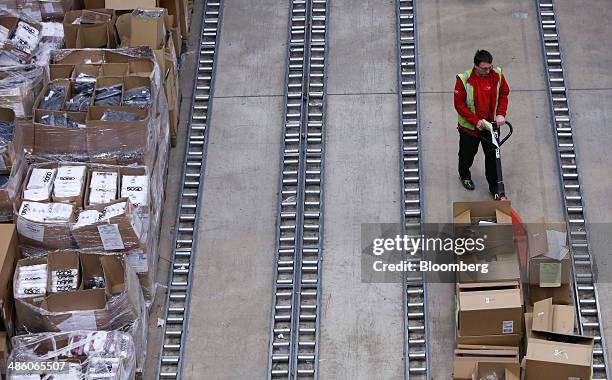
[454,50,510,196]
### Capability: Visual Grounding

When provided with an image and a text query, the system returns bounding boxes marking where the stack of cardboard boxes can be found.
[451,201,594,379]
[0,0,190,376]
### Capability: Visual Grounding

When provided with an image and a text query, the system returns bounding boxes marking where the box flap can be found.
[532,297,575,334]
[532,297,554,332]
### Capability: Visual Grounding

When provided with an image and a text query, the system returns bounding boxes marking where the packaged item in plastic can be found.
[39,81,67,110]
[65,81,94,112]
[120,174,148,207]
[7,330,136,380]
[0,64,44,117]
[122,86,151,108]
[14,262,47,298]
[93,84,121,106]
[23,167,55,201]
[88,171,118,206]
[53,165,87,202]
[99,109,144,121]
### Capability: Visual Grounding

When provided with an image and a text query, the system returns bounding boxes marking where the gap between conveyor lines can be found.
[535,1,609,378]
[157,1,223,379]
[268,0,328,378]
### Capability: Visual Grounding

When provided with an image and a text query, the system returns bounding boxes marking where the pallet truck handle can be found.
[481,121,513,146]
[498,121,513,146]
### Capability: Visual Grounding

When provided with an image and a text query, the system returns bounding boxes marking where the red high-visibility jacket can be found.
[454,68,510,136]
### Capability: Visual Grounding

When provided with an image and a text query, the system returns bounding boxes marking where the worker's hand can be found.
[476,119,486,130]
[495,115,505,126]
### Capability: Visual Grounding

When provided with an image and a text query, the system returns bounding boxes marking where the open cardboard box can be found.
[472,361,520,380]
[63,9,118,49]
[86,105,149,162]
[453,201,515,254]
[527,218,571,288]
[457,281,523,339]
[23,162,88,208]
[0,15,43,63]
[456,250,521,284]
[14,252,141,333]
[532,297,575,335]
[71,198,142,251]
[453,345,519,380]
[14,199,76,250]
[524,312,593,379]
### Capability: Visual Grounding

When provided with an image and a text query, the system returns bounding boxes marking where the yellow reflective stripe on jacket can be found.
[456,66,502,130]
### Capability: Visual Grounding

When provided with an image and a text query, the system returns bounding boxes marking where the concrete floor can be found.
[144,0,612,378]
[554,0,612,369]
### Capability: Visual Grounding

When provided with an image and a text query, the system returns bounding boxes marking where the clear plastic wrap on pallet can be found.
[0,64,44,117]
[7,329,136,379]
[1,107,27,222]
[22,48,167,171]
[15,161,163,302]
[12,251,148,371]
[0,9,43,65]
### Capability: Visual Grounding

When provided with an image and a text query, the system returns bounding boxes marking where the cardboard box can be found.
[532,297,575,335]
[0,15,43,62]
[472,362,520,380]
[453,346,519,380]
[63,9,118,49]
[457,251,521,284]
[456,330,521,347]
[130,8,167,49]
[15,200,76,249]
[160,0,187,39]
[14,252,142,333]
[524,333,594,380]
[105,0,158,9]
[527,219,571,288]
[528,283,573,306]
[71,198,143,251]
[457,281,523,337]
[86,106,149,160]
[453,201,515,254]
[49,64,75,80]
[0,225,18,336]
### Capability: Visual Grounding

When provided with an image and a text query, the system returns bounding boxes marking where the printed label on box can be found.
[540,262,562,288]
[97,224,125,250]
[16,218,45,242]
[57,310,97,331]
[502,320,514,334]
[127,250,148,273]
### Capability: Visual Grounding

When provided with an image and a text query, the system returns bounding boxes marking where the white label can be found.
[502,320,514,334]
[57,310,97,331]
[74,210,102,228]
[28,168,56,190]
[127,251,148,273]
[17,217,45,242]
[90,171,118,190]
[97,224,125,251]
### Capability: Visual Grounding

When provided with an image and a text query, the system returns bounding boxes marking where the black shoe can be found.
[461,178,475,191]
[489,188,499,199]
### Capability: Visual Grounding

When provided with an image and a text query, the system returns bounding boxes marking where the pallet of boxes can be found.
[451,201,594,380]
[0,1,187,378]
[87,0,185,146]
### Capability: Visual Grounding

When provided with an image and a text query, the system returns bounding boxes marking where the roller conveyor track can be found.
[395,0,429,379]
[268,0,328,378]
[156,0,223,378]
[535,1,609,378]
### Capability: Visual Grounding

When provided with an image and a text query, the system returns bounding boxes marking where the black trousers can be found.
[458,129,498,192]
